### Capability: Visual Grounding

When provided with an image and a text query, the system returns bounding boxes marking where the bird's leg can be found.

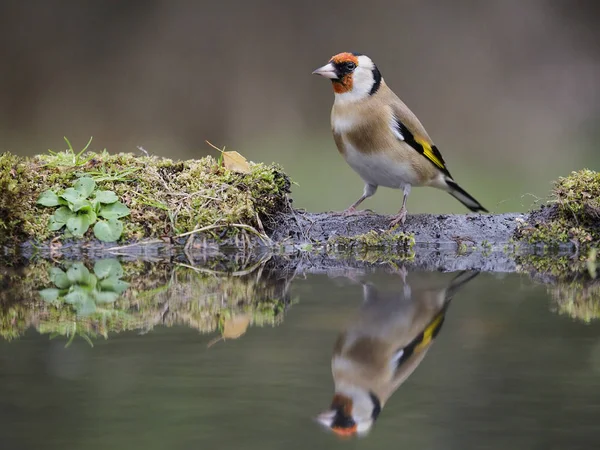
[397,265,408,284]
[342,183,377,215]
[389,184,411,228]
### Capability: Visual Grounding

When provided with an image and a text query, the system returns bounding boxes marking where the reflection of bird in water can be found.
[316,269,479,437]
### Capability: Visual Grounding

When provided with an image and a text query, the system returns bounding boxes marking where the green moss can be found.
[516,169,600,248]
[0,147,291,245]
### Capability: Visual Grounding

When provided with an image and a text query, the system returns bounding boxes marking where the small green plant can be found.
[43,136,97,167]
[38,260,130,317]
[37,176,130,242]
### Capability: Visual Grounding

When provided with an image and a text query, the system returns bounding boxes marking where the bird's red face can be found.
[316,393,359,437]
[312,52,360,94]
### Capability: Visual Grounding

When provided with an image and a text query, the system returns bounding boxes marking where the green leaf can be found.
[98,201,130,219]
[60,187,84,205]
[81,209,97,226]
[66,214,91,237]
[53,206,76,223]
[93,219,124,242]
[99,277,130,294]
[37,190,61,207]
[91,198,101,213]
[39,288,60,303]
[64,290,88,305]
[94,259,124,279]
[93,291,119,303]
[76,298,97,316]
[48,216,66,231]
[71,198,93,213]
[74,177,95,198]
[94,190,118,204]
[49,267,71,289]
[66,263,91,284]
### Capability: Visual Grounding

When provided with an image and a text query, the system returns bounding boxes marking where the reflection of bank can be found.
[0,255,296,345]
[317,270,480,437]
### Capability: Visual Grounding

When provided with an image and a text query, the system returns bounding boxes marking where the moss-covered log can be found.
[0,149,291,245]
[2,149,600,279]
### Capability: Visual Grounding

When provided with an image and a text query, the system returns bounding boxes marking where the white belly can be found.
[344,141,418,188]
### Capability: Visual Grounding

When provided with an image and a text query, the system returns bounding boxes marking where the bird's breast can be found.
[342,139,421,188]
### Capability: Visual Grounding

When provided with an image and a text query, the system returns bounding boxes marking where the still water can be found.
[1,255,599,449]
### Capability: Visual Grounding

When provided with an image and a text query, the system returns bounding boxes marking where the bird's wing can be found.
[391,300,450,371]
[390,101,453,179]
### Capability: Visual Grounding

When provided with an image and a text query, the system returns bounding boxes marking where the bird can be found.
[315,269,480,437]
[312,52,488,227]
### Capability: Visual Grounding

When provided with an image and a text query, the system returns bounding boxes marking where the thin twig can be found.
[175,262,220,276]
[104,238,165,252]
[175,253,272,277]
[175,223,271,245]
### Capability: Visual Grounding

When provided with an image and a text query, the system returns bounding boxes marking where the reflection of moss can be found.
[516,169,600,248]
[519,247,600,323]
[329,230,414,251]
[0,147,291,245]
[516,253,575,278]
[549,281,600,323]
[516,244,599,280]
[120,263,294,335]
[327,230,415,264]
[0,256,295,344]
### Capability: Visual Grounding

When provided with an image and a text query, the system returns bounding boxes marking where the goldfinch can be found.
[312,52,488,227]
[316,270,480,437]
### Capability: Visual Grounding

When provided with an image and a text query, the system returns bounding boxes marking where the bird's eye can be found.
[345,62,356,71]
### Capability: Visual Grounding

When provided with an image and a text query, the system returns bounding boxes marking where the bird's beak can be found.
[315,410,336,428]
[312,63,338,79]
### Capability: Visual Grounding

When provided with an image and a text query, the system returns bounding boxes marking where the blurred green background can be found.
[1,0,599,214]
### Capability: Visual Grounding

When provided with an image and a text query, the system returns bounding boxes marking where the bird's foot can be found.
[335,206,371,216]
[397,265,408,284]
[389,207,407,228]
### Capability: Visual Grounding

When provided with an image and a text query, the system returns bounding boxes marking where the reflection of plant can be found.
[38,259,130,316]
[36,176,130,242]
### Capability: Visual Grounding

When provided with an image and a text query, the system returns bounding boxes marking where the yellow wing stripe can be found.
[416,138,445,170]
[414,312,445,353]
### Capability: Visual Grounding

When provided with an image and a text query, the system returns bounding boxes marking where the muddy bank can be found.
[271,210,525,247]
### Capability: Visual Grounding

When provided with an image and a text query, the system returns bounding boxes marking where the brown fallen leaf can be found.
[206,140,251,174]
[222,150,250,174]
[207,313,251,348]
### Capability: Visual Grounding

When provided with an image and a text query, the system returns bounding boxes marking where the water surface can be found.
[1,257,599,449]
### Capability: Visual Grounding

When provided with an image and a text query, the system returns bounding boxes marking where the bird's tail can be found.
[445,178,488,213]
[446,270,480,301]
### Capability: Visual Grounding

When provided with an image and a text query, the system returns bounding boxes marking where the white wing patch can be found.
[391,348,404,364]
[390,117,404,141]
